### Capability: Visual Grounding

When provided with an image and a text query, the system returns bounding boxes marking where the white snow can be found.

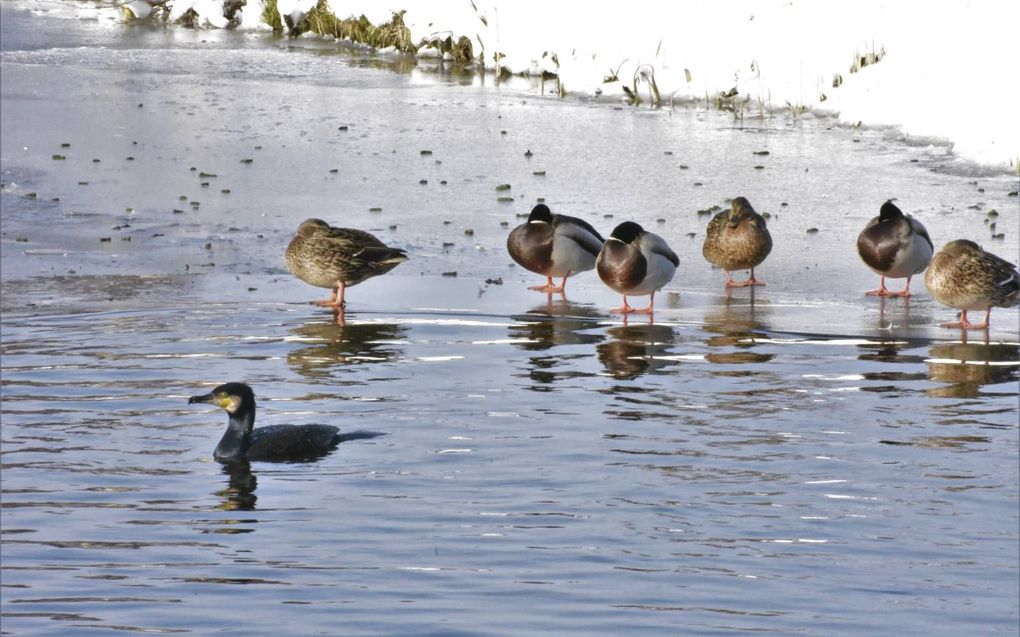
[18,0,1020,167]
[353,0,1019,168]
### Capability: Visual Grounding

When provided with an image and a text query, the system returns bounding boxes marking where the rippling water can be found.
[2,3,1018,635]
[3,295,1017,635]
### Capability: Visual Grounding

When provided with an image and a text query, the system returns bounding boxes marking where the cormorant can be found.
[188,382,378,462]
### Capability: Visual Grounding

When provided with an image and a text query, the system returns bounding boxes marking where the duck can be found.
[856,200,933,297]
[702,196,772,287]
[285,218,408,311]
[506,204,605,294]
[924,239,1019,329]
[188,382,379,462]
[596,221,678,314]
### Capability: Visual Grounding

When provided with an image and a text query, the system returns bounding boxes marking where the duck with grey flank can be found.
[596,221,678,314]
[507,204,605,294]
[857,201,933,297]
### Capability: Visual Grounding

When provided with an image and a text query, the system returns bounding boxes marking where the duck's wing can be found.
[642,232,679,267]
[554,214,605,256]
[321,226,388,250]
[357,245,409,265]
[318,226,407,266]
[907,216,934,252]
[704,210,727,238]
[985,252,1020,306]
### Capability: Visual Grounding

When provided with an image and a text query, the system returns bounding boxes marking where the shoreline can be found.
[11,0,1020,169]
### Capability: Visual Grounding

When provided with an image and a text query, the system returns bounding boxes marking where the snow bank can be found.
[21,0,1020,167]
[350,0,1018,168]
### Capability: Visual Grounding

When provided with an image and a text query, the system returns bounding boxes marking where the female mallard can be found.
[188,382,380,462]
[924,239,1019,329]
[857,201,933,297]
[506,204,605,294]
[596,221,678,314]
[285,218,407,310]
[702,196,773,288]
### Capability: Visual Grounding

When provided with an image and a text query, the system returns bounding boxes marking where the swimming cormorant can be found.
[188,382,374,462]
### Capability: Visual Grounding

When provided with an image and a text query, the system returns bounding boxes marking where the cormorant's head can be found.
[188,382,255,415]
[879,201,903,222]
[528,204,553,224]
[608,221,645,244]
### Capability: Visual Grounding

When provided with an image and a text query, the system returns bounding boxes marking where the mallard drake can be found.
[506,204,605,293]
[702,196,772,287]
[924,239,1019,329]
[188,382,379,462]
[857,201,933,297]
[596,221,678,314]
[285,218,407,310]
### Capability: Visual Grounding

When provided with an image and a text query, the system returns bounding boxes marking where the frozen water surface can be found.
[1,5,1017,636]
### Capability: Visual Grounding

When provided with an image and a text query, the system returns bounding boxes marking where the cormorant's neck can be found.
[214,401,255,461]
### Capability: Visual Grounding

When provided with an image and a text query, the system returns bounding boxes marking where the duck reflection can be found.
[215,461,257,512]
[853,339,929,389]
[872,295,935,333]
[597,323,678,380]
[926,336,1019,398]
[509,299,606,351]
[508,300,606,387]
[287,319,406,379]
[856,338,927,365]
[701,291,775,365]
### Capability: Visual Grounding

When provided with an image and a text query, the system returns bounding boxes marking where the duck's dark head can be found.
[941,239,982,257]
[189,382,255,416]
[729,196,755,225]
[528,204,553,224]
[296,218,331,237]
[608,221,645,244]
[879,201,904,222]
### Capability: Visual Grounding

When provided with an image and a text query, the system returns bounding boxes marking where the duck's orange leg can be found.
[941,307,991,330]
[313,281,347,309]
[529,276,567,294]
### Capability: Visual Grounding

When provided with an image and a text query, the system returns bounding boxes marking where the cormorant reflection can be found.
[216,461,257,512]
[287,319,406,379]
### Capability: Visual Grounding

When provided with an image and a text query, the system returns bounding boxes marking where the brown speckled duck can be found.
[597,221,678,314]
[702,196,772,287]
[506,204,605,294]
[285,218,407,310]
[924,239,1019,329]
[857,201,933,297]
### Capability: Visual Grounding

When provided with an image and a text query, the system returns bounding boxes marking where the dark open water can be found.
[1,4,1017,635]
